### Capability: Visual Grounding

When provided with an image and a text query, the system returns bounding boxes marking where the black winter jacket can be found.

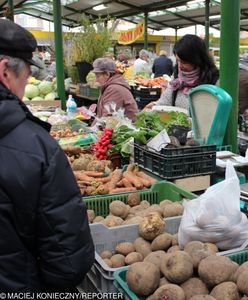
[0,83,94,292]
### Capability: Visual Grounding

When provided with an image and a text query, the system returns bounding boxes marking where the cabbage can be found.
[38,81,53,95]
[24,84,39,99]
[44,92,56,101]
[22,96,30,101]
[86,72,96,84]
[31,96,44,101]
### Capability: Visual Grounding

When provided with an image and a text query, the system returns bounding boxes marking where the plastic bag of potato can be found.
[178,162,248,250]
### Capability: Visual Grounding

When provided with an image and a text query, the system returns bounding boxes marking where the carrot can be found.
[109,187,136,194]
[136,171,157,185]
[73,172,93,182]
[96,176,111,183]
[123,171,143,189]
[116,179,124,187]
[83,171,104,177]
[107,169,123,189]
[127,164,136,172]
[122,178,133,188]
[136,176,151,188]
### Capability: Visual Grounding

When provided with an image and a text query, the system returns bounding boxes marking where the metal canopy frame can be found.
[0,0,248,31]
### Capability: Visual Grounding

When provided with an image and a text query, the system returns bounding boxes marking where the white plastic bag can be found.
[178,161,248,250]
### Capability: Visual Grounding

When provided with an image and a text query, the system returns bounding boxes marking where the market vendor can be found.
[133,49,152,76]
[92,57,138,121]
[145,34,219,112]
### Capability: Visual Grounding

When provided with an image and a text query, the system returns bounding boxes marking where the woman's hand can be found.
[143,101,157,110]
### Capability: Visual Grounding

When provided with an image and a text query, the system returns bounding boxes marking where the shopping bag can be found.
[178,161,248,250]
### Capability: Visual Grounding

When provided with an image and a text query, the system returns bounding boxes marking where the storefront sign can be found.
[118,20,144,45]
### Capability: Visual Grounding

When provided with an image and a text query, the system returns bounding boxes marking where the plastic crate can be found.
[84,181,196,217]
[79,84,90,96]
[84,216,181,294]
[132,87,161,100]
[113,249,248,300]
[134,143,216,180]
[134,97,154,110]
[89,87,100,98]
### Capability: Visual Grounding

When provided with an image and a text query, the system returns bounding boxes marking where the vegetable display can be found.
[93,128,113,159]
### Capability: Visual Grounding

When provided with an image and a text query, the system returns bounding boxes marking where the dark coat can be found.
[152,55,173,78]
[0,83,94,292]
[97,74,138,121]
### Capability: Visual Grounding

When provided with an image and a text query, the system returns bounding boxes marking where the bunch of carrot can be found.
[73,164,157,196]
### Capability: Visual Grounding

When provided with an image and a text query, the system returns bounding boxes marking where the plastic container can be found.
[134,142,216,180]
[83,216,181,294]
[113,248,248,300]
[84,181,196,217]
[66,94,77,119]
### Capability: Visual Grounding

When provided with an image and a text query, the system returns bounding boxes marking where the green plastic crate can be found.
[114,248,248,300]
[83,181,196,217]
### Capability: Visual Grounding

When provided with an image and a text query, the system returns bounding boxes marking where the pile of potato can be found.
[87,194,184,227]
[97,213,248,300]
[98,213,218,270]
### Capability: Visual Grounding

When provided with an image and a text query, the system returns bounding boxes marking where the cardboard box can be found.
[173,175,210,192]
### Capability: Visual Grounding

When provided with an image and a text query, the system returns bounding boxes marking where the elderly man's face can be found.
[0,58,31,99]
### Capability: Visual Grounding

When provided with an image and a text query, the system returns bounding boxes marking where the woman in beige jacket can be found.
[92,58,138,121]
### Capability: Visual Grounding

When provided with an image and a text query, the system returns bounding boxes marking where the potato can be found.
[237,269,248,295]
[241,297,248,300]
[161,251,193,284]
[159,199,173,209]
[147,204,163,216]
[134,237,151,258]
[109,200,128,219]
[125,252,143,265]
[139,213,165,241]
[204,243,218,253]
[159,277,170,287]
[144,251,166,269]
[151,233,172,251]
[110,254,125,268]
[105,215,123,227]
[210,282,239,300]
[126,262,160,296]
[115,242,135,256]
[233,261,248,282]
[124,213,135,220]
[127,193,141,207]
[93,216,105,223]
[103,258,113,268]
[184,241,215,268]
[122,216,143,225]
[181,278,209,300]
[129,205,143,215]
[167,245,181,253]
[171,233,178,246]
[163,203,184,218]
[152,284,185,300]
[198,255,236,287]
[100,250,112,259]
[140,200,150,209]
[189,296,216,300]
[87,209,95,223]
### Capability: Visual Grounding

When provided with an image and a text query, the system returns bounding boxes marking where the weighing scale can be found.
[188,84,232,146]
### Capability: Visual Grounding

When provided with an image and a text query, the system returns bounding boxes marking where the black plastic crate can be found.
[131,87,161,101]
[240,197,248,217]
[134,143,216,180]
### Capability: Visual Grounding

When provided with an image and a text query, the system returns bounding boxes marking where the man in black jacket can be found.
[0,19,94,292]
[152,50,173,78]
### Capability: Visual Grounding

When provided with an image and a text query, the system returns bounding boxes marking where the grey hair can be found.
[0,55,26,76]
[139,49,149,58]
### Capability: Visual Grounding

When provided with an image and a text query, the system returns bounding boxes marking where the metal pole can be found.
[144,12,148,50]
[53,0,66,110]
[205,0,210,49]
[195,25,197,35]
[7,0,14,21]
[175,27,178,42]
[220,0,240,152]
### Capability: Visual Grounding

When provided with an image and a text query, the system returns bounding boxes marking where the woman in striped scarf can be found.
[145,34,219,113]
